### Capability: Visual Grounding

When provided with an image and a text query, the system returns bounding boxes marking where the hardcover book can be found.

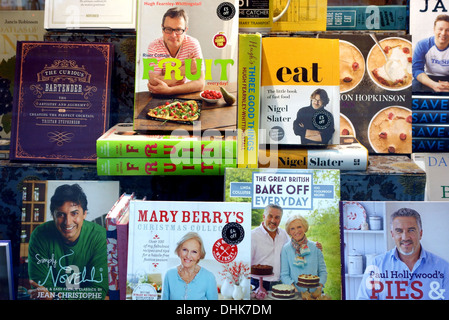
[412,153,449,201]
[259,37,340,146]
[413,124,449,138]
[341,155,426,202]
[106,192,134,300]
[259,135,368,170]
[318,32,412,154]
[133,1,239,133]
[271,0,328,32]
[126,200,252,300]
[410,1,449,94]
[413,137,449,152]
[237,33,262,168]
[412,111,449,124]
[224,168,342,300]
[97,123,237,159]
[10,41,113,163]
[97,157,236,176]
[17,180,120,300]
[342,201,449,300]
[0,10,46,139]
[326,5,408,31]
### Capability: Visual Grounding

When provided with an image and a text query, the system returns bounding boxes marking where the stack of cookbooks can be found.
[96,123,237,176]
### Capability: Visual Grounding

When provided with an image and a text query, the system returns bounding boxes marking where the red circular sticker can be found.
[212,238,238,263]
[213,33,227,49]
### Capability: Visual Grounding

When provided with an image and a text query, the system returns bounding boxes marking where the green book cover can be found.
[97,123,236,159]
[97,157,236,176]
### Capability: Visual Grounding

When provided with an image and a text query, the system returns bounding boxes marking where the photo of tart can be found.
[146,99,201,124]
[340,113,356,137]
[367,37,412,90]
[368,106,412,154]
[339,40,365,93]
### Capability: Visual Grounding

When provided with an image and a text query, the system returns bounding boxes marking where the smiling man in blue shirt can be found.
[357,207,449,300]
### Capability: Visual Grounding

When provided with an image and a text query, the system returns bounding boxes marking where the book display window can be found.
[2,0,449,307]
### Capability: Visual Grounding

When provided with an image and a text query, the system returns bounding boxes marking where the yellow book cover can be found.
[260,37,340,146]
[271,0,328,32]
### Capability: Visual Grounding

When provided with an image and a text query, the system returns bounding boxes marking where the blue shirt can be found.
[412,36,449,79]
[161,266,218,300]
[280,240,327,292]
[357,247,449,300]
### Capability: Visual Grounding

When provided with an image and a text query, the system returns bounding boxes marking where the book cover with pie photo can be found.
[319,32,412,154]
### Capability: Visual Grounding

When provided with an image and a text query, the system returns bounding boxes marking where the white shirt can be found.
[251,224,289,282]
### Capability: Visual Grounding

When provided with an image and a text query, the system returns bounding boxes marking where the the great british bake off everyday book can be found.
[224,168,342,300]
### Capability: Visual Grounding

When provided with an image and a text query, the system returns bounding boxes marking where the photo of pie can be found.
[339,40,365,93]
[146,99,201,124]
[340,114,356,137]
[368,106,412,154]
[367,37,412,91]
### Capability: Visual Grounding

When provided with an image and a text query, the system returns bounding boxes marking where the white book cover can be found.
[126,200,252,300]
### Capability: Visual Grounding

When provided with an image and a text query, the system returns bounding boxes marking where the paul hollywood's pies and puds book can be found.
[318,32,412,154]
[133,1,239,133]
[10,41,113,163]
[342,201,449,300]
[125,200,252,300]
[259,37,340,147]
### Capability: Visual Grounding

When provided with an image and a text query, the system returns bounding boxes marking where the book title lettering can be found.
[142,58,234,81]
[276,63,322,83]
[137,209,244,224]
[419,0,448,12]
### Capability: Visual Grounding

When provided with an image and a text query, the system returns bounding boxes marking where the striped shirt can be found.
[147,34,203,78]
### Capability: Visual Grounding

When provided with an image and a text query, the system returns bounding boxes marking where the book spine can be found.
[97,158,236,176]
[116,221,129,300]
[412,95,449,111]
[412,111,449,124]
[412,138,449,152]
[237,33,261,168]
[258,147,368,170]
[327,5,407,30]
[412,124,449,138]
[96,139,236,159]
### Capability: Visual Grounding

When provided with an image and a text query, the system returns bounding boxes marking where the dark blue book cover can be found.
[412,95,449,111]
[412,137,449,152]
[10,41,113,163]
[412,124,449,138]
[412,111,449,124]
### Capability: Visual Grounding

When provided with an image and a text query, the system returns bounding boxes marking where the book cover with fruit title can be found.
[259,37,340,146]
[133,1,239,133]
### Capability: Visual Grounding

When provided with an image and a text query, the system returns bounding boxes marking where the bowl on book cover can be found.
[200,90,222,104]
[368,106,412,154]
[340,114,356,137]
[339,40,365,93]
[366,37,412,91]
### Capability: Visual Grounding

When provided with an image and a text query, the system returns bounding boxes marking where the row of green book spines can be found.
[97,158,236,176]
[96,142,236,158]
